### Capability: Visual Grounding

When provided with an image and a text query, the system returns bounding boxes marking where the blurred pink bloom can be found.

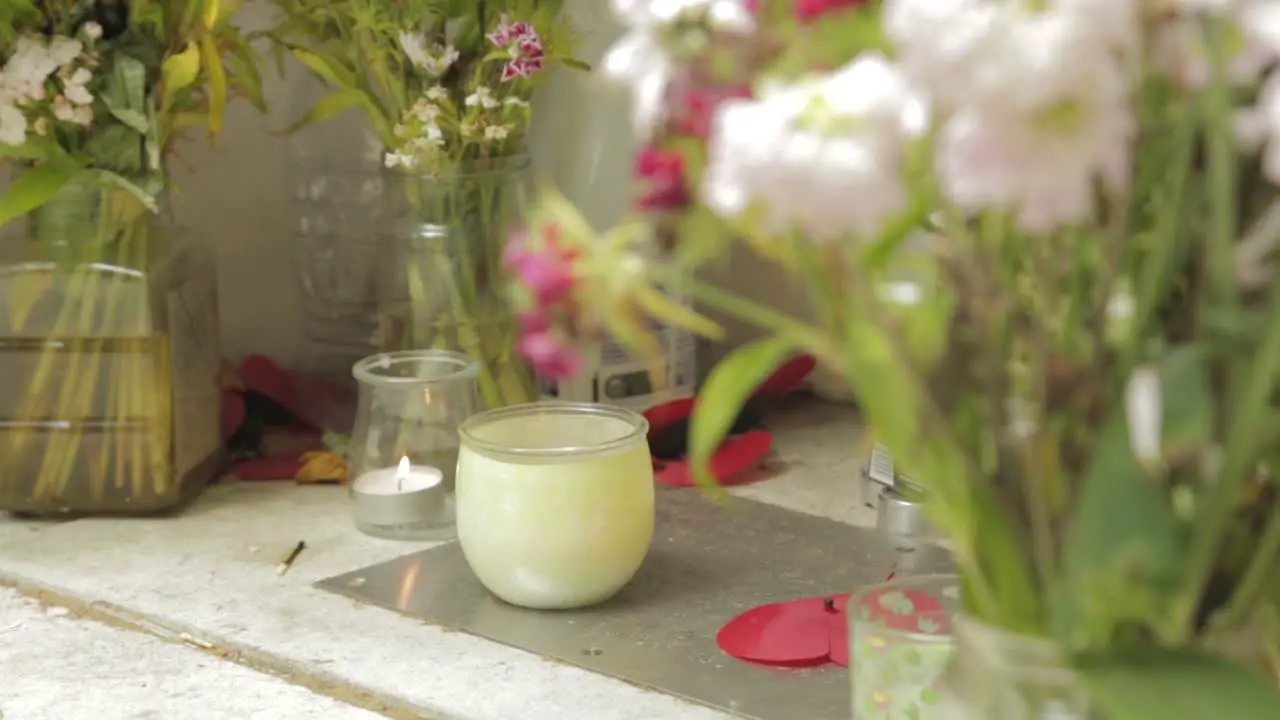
[635,146,690,211]
[672,85,753,138]
[505,244,576,307]
[488,14,538,47]
[519,330,584,379]
[795,0,868,22]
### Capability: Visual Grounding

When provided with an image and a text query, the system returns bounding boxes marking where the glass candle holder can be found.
[348,350,480,541]
[456,401,655,610]
[851,575,960,720]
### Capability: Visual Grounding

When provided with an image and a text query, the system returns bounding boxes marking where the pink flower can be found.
[635,146,690,212]
[490,14,546,82]
[501,57,544,81]
[671,85,752,139]
[794,0,868,22]
[504,224,581,307]
[488,14,537,47]
[519,330,583,379]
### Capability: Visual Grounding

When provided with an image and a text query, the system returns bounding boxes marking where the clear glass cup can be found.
[348,350,480,541]
[851,575,960,720]
[456,401,655,609]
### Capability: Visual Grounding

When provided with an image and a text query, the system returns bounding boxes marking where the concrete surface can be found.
[0,401,873,720]
[0,587,388,720]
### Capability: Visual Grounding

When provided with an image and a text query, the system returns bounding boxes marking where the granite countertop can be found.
[0,399,875,720]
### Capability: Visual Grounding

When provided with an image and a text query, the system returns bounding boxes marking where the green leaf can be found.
[278,89,368,135]
[1055,381,1191,645]
[89,170,161,216]
[201,34,230,136]
[83,124,145,175]
[558,57,591,72]
[102,55,151,134]
[161,42,203,112]
[689,336,797,495]
[1077,648,1280,720]
[291,47,358,88]
[0,159,83,229]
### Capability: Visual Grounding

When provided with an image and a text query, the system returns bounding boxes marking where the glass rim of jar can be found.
[849,573,960,645]
[351,349,480,386]
[459,401,649,459]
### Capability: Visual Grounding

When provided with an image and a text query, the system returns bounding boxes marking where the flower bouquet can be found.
[0,0,261,513]
[266,0,585,408]
[509,0,1280,716]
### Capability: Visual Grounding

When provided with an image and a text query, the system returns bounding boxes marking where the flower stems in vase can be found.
[267,0,586,406]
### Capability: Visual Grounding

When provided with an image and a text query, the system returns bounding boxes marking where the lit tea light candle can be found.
[350,456,448,540]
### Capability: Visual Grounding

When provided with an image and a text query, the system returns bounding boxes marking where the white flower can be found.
[1125,365,1162,468]
[52,96,76,122]
[936,74,1134,232]
[81,22,104,40]
[426,85,449,102]
[47,37,83,67]
[409,98,439,123]
[485,124,511,141]
[603,0,755,140]
[384,151,418,170]
[465,87,499,109]
[504,96,529,108]
[63,68,94,106]
[398,32,431,67]
[398,33,459,76]
[702,54,921,242]
[885,0,1138,112]
[0,103,28,146]
[72,105,93,126]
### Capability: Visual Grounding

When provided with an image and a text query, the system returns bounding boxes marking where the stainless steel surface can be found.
[876,487,931,540]
[317,487,903,720]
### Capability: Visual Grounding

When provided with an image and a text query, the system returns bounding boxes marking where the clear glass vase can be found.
[347,350,481,541]
[376,155,539,409]
[0,180,223,515]
[934,616,1096,720]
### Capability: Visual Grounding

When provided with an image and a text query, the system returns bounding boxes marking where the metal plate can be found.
[316,487,903,720]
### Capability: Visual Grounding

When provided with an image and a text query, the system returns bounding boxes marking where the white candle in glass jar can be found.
[456,403,655,610]
[350,456,447,538]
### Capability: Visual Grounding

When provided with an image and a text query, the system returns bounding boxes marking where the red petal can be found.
[652,431,773,487]
[233,453,307,481]
[758,354,818,397]
[717,596,834,665]
[240,355,301,416]
[221,390,245,441]
[644,396,696,437]
[286,369,359,432]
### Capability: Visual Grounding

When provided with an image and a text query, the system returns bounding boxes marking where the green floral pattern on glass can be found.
[850,582,958,720]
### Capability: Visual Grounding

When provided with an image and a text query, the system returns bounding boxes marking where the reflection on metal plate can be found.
[316,487,902,720]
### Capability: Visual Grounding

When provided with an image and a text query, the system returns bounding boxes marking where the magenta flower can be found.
[489,14,546,82]
[519,330,584,380]
[634,146,690,212]
[672,85,752,139]
[794,0,868,22]
[504,227,578,307]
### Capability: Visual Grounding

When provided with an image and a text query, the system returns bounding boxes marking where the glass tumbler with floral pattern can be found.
[850,575,960,720]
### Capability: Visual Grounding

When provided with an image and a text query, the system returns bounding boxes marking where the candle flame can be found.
[396,456,411,477]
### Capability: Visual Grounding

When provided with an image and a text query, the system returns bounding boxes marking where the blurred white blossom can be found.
[702,54,923,242]
[0,103,27,146]
[398,32,459,76]
[602,0,755,140]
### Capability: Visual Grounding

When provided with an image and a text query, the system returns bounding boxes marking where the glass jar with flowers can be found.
[266,0,586,409]
[507,0,1280,718]
[0,0,263,514]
